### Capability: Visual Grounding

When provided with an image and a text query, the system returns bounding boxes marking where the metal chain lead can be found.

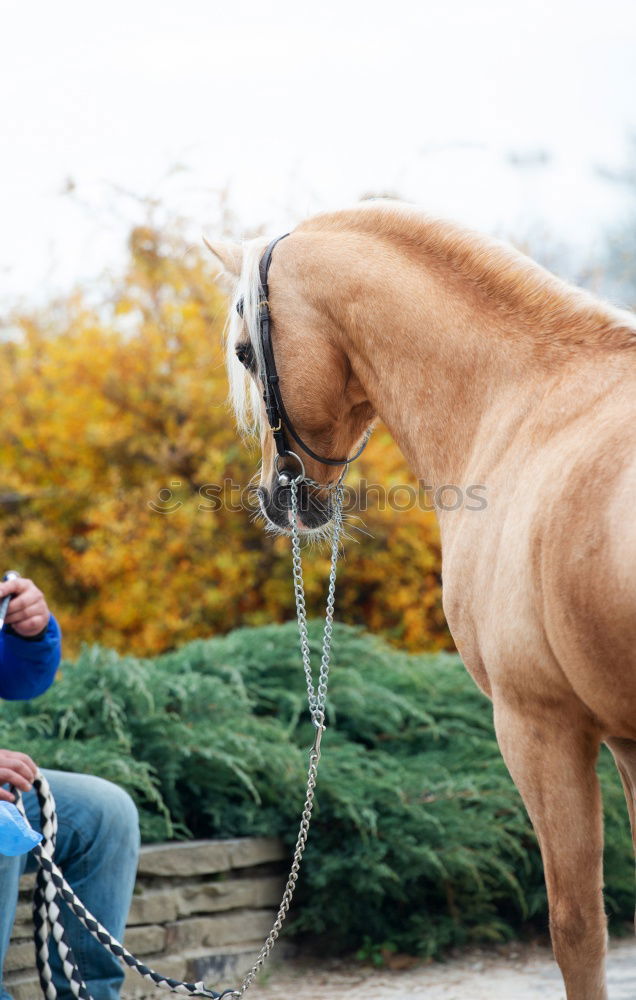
[236,479,345,997]
[290,481,343,728]
[15,479,345,1000]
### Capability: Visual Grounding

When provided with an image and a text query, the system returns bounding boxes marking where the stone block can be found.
[136,838,284,877]
[8,919,33,941]
[128,888,180,925]
[165,909,276,951]
[18,872,35,892]
[123,924,166,956]
[4,941,34,974]
[226,838,286,870]
[2,972,41,1000]
[179,875,284,916]
[121,941,295,998]
[14,901,32,924]
[184,941,278,989]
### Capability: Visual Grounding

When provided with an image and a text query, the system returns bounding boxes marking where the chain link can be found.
[236,479,345,996]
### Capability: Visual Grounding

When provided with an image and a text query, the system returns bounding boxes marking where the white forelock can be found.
[225,236,271,433]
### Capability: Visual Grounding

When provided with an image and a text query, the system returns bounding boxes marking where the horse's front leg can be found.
[493,695,607,1000]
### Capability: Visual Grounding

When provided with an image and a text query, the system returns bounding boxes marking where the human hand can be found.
[0,749,38,802]
[0,577,51,637]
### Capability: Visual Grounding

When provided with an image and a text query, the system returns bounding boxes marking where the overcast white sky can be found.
[1,0,635,305]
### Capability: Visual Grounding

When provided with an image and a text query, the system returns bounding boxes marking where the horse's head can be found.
[206,231,375,534]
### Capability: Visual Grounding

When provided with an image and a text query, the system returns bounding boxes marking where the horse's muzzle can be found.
[258,481,333,532]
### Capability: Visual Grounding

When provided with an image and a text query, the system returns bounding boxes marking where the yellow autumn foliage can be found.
[0,225,450,656]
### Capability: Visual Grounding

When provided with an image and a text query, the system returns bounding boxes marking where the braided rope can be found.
[31,774,91,1000]
[11,479,344,999]
[14,772,225,999]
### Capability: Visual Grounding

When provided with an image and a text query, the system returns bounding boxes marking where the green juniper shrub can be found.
[1,623,632,957]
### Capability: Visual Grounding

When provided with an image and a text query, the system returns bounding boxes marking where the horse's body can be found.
[209,203,636,1000]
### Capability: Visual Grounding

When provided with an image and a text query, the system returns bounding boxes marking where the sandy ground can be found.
[256,939,636,1000]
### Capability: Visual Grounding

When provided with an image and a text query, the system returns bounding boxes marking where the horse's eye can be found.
[235,343,252,369]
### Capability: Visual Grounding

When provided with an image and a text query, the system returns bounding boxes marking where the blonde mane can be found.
[226,236,270,433]
[227,203,636,432]
[300,202,636,347]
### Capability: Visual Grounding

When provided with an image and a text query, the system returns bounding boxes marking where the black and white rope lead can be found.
[14,771,227,999]
[13,478,345,998]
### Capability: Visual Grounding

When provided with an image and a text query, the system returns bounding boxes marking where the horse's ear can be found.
[203,238,242,280]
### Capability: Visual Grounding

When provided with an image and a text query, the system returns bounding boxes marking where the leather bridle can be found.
[236,234,370,486]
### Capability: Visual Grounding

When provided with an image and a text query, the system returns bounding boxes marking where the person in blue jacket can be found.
[0,577,140,1000]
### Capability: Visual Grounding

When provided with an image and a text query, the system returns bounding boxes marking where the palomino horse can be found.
[207,202,636,1000]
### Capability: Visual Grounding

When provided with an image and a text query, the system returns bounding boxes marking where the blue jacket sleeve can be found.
[0,615,61,701]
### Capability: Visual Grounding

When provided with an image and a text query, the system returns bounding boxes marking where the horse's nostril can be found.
[270,483,291,511]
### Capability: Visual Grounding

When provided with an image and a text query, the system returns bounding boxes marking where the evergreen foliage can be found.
[1,623,632,956]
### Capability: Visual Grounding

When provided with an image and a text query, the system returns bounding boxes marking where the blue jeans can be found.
[0,770,140,1000]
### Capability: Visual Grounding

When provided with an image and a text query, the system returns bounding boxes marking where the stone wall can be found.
[6,837,288,1000]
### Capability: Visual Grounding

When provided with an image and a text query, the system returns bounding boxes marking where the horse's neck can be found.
[343,263,538,486]
[298,209,634,486]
